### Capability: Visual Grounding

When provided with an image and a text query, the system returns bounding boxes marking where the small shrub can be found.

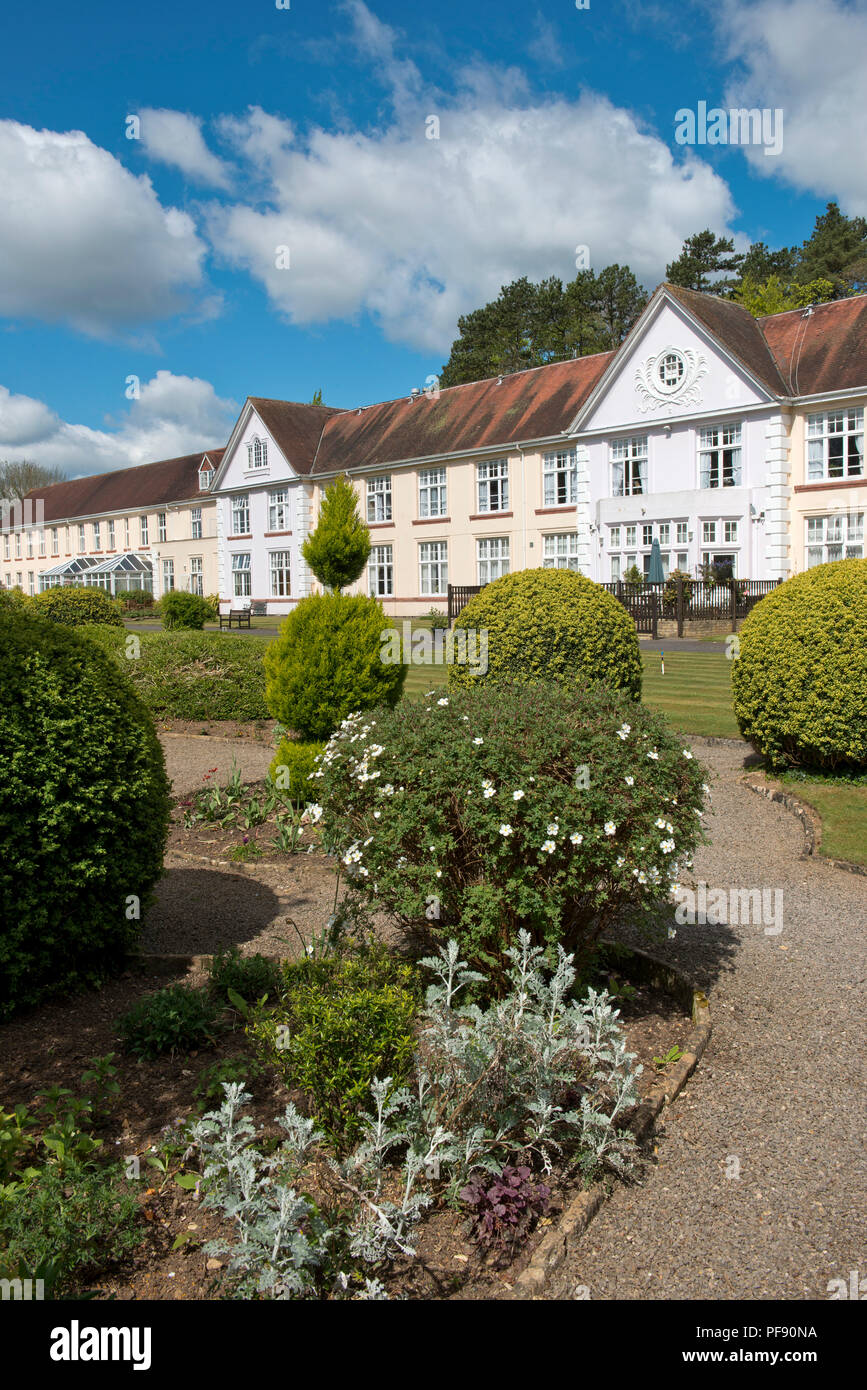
[250,956,418,1149]
[0,586,31,613]
[117,984,222,1059]
[30,585,123,627]
[460,1166,551,1252]
[193,1055,265,1113]
[425,608,450,630]
[264,592,406,742]
[203,593,220,619]
[662,569,693,613]
[447,568,642,698]
[0,1160,142,1296]
[79,627,270,720]
[302,473,371,592]
[731,558,867,771]
[120,587,154,611]
[209,947,280,1004]
[0,613,170,1018]
[269,738,325,802]
[157,590,214,630]
[316,684,707,983]
[622,564,643,586]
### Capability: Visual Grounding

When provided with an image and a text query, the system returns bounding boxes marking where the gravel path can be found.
[159,733,274,797]
[548,738,867,1301]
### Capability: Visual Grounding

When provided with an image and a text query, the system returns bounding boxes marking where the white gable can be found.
[578,298,772,435]
[214,404,299,493]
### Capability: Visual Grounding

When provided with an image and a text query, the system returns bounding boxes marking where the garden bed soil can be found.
[0,953,692,1301]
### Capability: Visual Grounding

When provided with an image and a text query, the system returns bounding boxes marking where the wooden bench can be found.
[219,607,252,630]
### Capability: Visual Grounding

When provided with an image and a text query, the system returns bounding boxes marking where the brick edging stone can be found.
[741,776,867,879]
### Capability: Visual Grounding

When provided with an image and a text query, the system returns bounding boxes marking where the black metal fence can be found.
[448,577,781,635]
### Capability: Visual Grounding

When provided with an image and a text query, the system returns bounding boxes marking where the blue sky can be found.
[0,0,864,475]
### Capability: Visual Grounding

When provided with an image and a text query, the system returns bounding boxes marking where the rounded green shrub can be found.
[264,592,407,742]
[250,954,418,1149]
[0,586,32,614]
[30,585,123,627]
[731,558,867,771]
[447,568,641,698]
[157,590,213,630]
[316,683,707,985]
[269,737,325,803]
[0,611,171,1018]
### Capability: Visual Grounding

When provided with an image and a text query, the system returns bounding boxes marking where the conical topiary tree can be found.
[302,474,371,592]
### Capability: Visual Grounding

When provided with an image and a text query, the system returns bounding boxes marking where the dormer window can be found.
[247,437,268,470]
[198,463,214,491]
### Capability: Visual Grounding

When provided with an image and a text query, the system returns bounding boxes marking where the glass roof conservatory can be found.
[38,553,153,594]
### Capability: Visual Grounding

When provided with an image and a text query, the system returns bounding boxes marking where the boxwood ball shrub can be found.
[0,611,171,1018]
[264,592,407,743]
[315,683,707,983]
[731,558,867,772]
[447,568,641,698]
[157,589,214,630]
[30,584,123,627]
[269,737,325,802]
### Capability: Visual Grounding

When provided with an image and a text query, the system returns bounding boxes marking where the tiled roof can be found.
[22,449,225,524]
[248,399,345,473]
[664,284,790,395]
[759,294,867,396]
[311,354,614,474]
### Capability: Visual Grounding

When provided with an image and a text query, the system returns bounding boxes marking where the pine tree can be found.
[665,230,744,294]
[794,202,867,296]
[301,474,371,592]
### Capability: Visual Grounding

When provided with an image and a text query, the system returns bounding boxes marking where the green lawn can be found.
[640,649,740,738]
[777,776,867,867]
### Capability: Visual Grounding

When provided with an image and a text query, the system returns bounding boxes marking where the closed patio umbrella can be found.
[648,537,665,583]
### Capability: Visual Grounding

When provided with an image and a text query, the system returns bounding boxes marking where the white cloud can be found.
[207,81,735,353]
[0,373,237,475]
[0,121,211,337]
[718,0,867,214]
[138,108,233,189]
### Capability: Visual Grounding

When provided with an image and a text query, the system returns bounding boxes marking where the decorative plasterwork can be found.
[634,345,708,415]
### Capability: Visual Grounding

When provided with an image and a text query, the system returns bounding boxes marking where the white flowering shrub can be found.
[315,683,708,982]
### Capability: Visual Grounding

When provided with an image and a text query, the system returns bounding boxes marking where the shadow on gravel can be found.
[607,915,741,998]
[141,867,285,956]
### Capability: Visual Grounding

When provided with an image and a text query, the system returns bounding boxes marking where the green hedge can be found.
[0,611,171,1017]
[448,568,642,698]
[731,558,867,771]
[156,590,214,630]
[80,627,270,721]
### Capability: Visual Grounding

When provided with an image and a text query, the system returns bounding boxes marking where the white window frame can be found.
[807,409,863,482]
[658,523,670,546]
[369,544,393,597]
[699,424,743,488]
[610,437,647,497]
[477,459,509,513]
[246,437,268,470]
[724,520,739,544]
[198,466,213,491]
[609,525,621,549]
[703,521,717,544]
[477,536,509,584]
[269,550,291,597]
[268,489,289,532]
[419,540,447,596]
[231,495,251,535]
[543,449,578,507]
[157,513,167,543]
[418,467,447,519]
[189,556,204,596]
[542,533,580,571]
[367,475,392,524]
[79,524,87,553]
[676,521,689,545]
[162,558,174,592]
[139,515,148,547]
[107,519,115,549]
[806,512,864,566]
[626,524,637,547]
[231,552,251,597]
[191,507,202,540]
[92,521,101,551]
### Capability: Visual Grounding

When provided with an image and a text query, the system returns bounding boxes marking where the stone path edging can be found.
[741,775,867,879]
[505,943,711,1299]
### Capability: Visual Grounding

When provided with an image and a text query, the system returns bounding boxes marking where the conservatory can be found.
[37,553,153,594]
[82,553,153,594]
